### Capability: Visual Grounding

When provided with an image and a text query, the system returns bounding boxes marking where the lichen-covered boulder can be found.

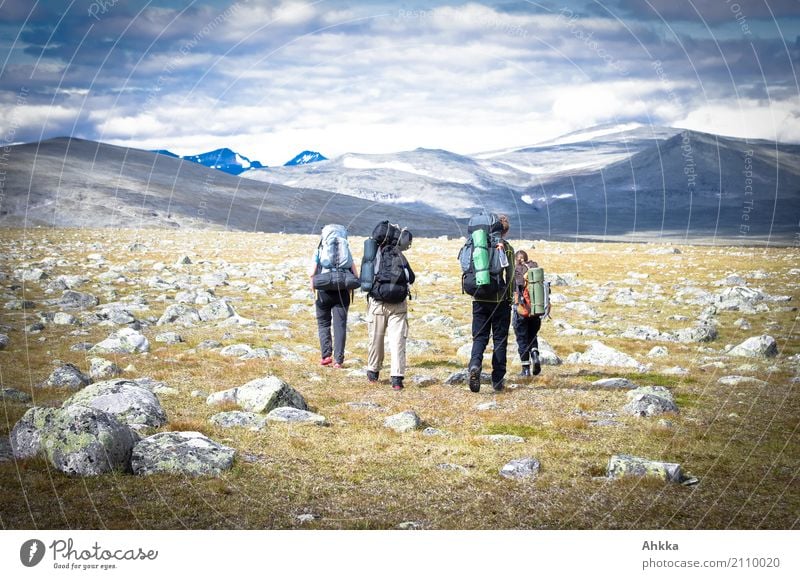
[265,407,328,426]
[156,304,201,327]
[131,431,235,477]
[198,299,236,322]
[1,387,32,403]
[88,357,122,380]
[206,376,307,413]
[607,454,684,483]
[10,407,58,459]
[90,328,149,354]
[383,410,421,433]
[623,386,678,417]
[59,290,99,311]
[500,457,541,480]
[41,406,138,476]
[40,363,91,389]
[210,411,267,430]
[63,379,167,429]
[728,335,778,358]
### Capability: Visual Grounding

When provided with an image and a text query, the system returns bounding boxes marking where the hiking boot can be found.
[519,364,531,377]
[320,356,333,366]
[531,349,541,375]
[391,376,404,391]
[367,370,379,383]
[492,379,505,392]
[333,361,344,369]
[468,366,481,393]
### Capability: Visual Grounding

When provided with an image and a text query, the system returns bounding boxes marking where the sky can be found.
[0,0,798,165]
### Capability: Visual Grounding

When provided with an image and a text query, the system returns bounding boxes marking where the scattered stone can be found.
[4,299,35,310]
[52,312,79,326]
[566,341,647,371]
[90,328,149,354]
[621,325,674,342]
[728,335,778,358]
[675,324,718,343]
[59,290,99,311]
[70,342,93,352]
[479,434,525,444]
[131,431,235,477]
[410,375,437,388]
[197,340,223,350]
[647,346,668,358]
[41,363,91,389]
[445,369,492,385]
[500,457,540,480]
[155,332,184,344]
[0,334,8,350]
[347,401,383,410]
[607,454,684,483]
[157,304,201,327]
[397,521,423,530]
[623,386,678,417]
[383,410,421,433]
[206,375,308,413]
[43,406,138,476]
[210,411,268,430]
[662,366,689,375]
[266,407,328,425]
[422,427,447,437]
[438,463,469,474]
[733,318,751,330]
[175,255,192,265]
[219,343,257,357]
[199,299,237,322]
[590,377,638,389]
[718,375,767,386]
[476,401,498,411]
[63,379,167,429]
[537,338,562,366]
[88,357,122,380]
[564,301,600,317]
[0,387,32,403]
[296,513,318,524]
[190,389,208,398]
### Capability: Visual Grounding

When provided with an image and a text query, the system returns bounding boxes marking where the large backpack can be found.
[361,220,411,302]
[458,213,508,299]
[318,224,353,270]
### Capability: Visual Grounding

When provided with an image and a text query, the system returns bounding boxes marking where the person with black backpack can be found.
[360,221,415,391]
[458,213,515,392]
[309,224,360,368]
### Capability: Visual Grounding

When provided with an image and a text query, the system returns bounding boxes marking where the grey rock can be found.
[675,324,718,343]
[10,407,58,459]
[607,454,684,483]
[63,379,167,429]
[410,375,437,387]
[90,328,149,354]
[266,407,328,425]
[53,312,79,326]
[70,341,93,352]
[662,366,689,375]
[537,338,563,366]
[199,299,236,322]
[733,318,751,330]
[397,521,423,530]
[422,427,447,437]
[566,341,647,371]
[1,387,32,403]
[42,406,138,476]
[564,301,599,317]
[157,304,201,327]
[197,340,223,350]
[206,375,308,413]
[728,335,778,358]
[88,357,122,380]
[476,401,498,411]
[718,375,767,386]
[347,401,383,410]
[25,322,46,334]
[621,325,674,342]
[445,369,492,385]
[0,334,8,350]
[590,377,638,389]
[17,267,48,282]
[41,363,91,389]
[155,332,184,344]
[438,463,469,474]
[647,346,669,358]
[219,343,256,357]
[3,299,35,310]
[479,434,525,444]
[59,290,99,311]
[623,386,678,417]
[210,411,268,430]
[383,410,421,433]
[131,431,235,477]
[500,457,541,480]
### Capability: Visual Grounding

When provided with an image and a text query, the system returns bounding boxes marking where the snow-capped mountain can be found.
[285,150,327,166]
[167,147,265,175]
[241,123,800,241]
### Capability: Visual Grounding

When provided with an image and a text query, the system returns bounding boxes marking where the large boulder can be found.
[198,299,236,322]
[537,338,562,366]
[206,376,308,413]
[607,454,684,483]
[59,290,99,311]
[566,341,647,371]
[156,304,201,326]
[63,379,167,429]
[131,431,235,476]
[728,335,778,358]
[383,410,421,433]
[675,324,718,343]
[90,328,149,354]
[10,407,59,459]
[40,363,91,389]
[265,407,328,426]
[41,406,138,476]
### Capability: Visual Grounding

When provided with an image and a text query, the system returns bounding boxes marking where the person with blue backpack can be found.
[309,224,360,368]
[458,213,515,392]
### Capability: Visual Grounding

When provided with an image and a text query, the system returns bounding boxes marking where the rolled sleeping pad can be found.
[529,267,546,315]
[360,237,378,291]
[471,229,490,285]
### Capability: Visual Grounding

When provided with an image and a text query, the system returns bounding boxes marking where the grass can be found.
[0,228,798,530]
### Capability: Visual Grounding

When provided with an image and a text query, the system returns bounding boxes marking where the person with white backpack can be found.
[309,224,360,368]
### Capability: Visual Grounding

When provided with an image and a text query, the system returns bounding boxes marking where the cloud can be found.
[615,0,800,23]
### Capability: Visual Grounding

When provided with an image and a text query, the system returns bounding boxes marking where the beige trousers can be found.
[367,297,409,377]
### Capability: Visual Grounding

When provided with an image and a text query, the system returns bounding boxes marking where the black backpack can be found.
[369,245,409,303]
[458,212,508,299]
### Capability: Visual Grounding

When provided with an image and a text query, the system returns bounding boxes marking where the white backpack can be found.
[318,224,353,270]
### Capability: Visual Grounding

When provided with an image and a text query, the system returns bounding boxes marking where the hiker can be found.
[459,213,515,392]
[512,249,548,376]
[362,221,415,391]
[309,224,360,368]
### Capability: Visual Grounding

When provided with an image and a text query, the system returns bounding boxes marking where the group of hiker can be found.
[308,213,550,392]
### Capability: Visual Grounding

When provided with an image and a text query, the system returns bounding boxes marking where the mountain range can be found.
[2,124,798,243]
[154,148,327,175]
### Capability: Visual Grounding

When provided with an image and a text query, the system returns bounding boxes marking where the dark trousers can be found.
[315,290,350,363]
[469,300,511,384]
[513,310,541,363]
